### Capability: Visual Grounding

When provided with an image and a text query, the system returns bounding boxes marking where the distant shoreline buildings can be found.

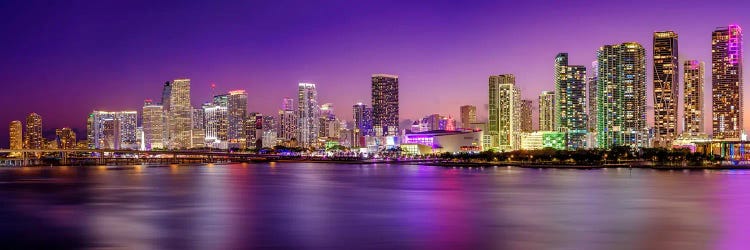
[3,24,745,156]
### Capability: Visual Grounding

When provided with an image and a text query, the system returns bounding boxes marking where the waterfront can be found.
[1,163,749,249]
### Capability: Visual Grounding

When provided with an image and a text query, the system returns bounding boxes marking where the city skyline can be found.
[2,1,750,147]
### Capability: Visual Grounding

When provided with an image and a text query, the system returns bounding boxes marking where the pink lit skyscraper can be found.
[712,25,743,139]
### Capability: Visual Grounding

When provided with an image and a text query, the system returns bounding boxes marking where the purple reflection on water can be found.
[0,164,748,249]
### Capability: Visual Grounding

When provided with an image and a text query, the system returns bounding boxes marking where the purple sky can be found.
[1,0,749,147]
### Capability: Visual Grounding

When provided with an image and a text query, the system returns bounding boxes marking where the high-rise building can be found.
[684,60,705,135]
[278,97,297,142]
[712,25,743,140]
[488,74,521,151]
[297,83,319,147]
[90,111,138,150]
[554,53,588,149]
[318,103,338,139]
[261,115,278,148]
[204,104,228,149]
[520,100,533,132]
[55,127,76,149]
[192,108,205,130]
[227,90,248,148]
[167,79,192,149]
[9,120,22,157]
[191,107,205,148]
[25,113,43,150]
[160,81,172,110]
[597,42,647,149]
[213,94,228,107]
[460,105,477,128]
[142,100,165,150]
[86,113,95,149]
[371,74,399,136]
[588,61,598,133]
[653,31,680,147]
[352,102,372,147]
[538,91,555,131]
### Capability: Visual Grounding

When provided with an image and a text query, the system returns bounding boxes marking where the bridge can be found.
[0,149,279,167]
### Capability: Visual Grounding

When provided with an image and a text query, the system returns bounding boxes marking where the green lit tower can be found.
[596,42,647,149]
[554,53,588,149]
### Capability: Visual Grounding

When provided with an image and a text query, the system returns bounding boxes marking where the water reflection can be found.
[0,164,746,249]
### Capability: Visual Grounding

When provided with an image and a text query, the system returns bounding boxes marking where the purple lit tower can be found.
[712,25,743,139]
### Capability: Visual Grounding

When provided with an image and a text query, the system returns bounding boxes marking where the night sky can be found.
[1,0,749,147]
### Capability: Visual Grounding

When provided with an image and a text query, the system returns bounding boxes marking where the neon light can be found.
[728,24,742,65]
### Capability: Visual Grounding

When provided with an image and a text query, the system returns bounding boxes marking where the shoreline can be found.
[5,158,750,170]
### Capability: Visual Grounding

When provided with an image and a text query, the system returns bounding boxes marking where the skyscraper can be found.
[488,74,521,151]
[9,120,22,157]
[204,103,228,149]
[318,103,337,139]
[191,107,206,148]
[227,90,248,148]
[160,81,171,110]
[352,102,372,147]
[520,100,533,132]
[371,74,399,136]
[538,91,555,131]
[25,113,43,150]
[167,79,192,149]
[588,61,598,133]
[278,97,297,142]
[261,115,278,148]
[460,105,477,128]
[684,60,705,135]
[90,111,138,150]
[55,127,76,149]
[597,42,647,149]
[712,25,743,139]
[297,83,319,147]
[142,100,165,150]
[555,53,588,149]
[653,31,679,147]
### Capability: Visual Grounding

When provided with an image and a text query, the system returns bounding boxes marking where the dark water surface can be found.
[0,163,748,249]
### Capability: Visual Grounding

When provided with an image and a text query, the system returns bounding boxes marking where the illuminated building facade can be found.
[653,31,679,147]
[588,61,598,133]
[297,83,319,147]
[402,130,483,153]
[90,111,138,150]
[167,79,192,149]
[712,25,743,139]
[520,99,533,132]
[142,100,164,150]
[352,102,372,147]
[9,120,22,157]
[538,91,555,131]
[684,60,704,135]
[460,105,477,128]
[204,104,228,149]
[596,42,647,149]
[55,127,76,149]
[278,97,297,142]
[227,90,248,148]
[488,74,520,151]
[371,74,399,136]
[554,53,588,149]
[25,113,43,150]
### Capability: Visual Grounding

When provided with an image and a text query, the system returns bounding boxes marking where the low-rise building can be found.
[401,130,483,154]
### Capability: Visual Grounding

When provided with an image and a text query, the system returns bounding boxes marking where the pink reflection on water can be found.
[716,171,750,250]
